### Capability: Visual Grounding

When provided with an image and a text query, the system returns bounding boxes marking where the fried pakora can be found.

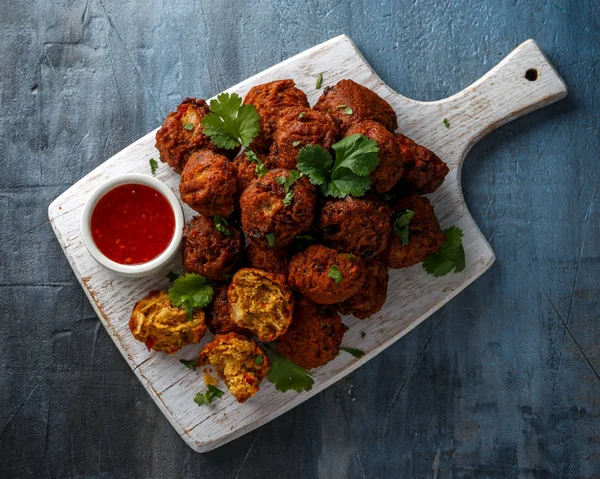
[346,120,403,193]
[243,79,310,153]
[288,244,365,304]
[268,107,339,170]
[276,297,348,369]
[129,290,206,354]
[198,333,270,403]
[179,150,237,216]
[383,193,445,268]
[314,79,398,133]
[228,268,294,341]
[205,283,253,336]
[395,133,449,194]
[240,169,316,248]
[338,258,389,319]
[320,195,392,257]
[182,215,244,281]
[246,243,289,276]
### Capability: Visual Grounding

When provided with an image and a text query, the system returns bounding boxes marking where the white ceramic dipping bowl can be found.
[81,173,184,278]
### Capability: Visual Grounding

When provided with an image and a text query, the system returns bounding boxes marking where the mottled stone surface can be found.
[1,0,598,477]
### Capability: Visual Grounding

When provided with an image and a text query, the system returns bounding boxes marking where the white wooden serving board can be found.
[48,35,567,452]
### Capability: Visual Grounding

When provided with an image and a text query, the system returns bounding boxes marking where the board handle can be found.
[421,40,567,154]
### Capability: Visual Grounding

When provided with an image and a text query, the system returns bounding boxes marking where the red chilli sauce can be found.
[91,184,175,265]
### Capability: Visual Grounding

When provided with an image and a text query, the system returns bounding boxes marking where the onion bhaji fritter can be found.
[338,258,389,319]
[288,245,365,304]
[395,133,449,194]
[240,169,316,248]
[228,268,294,341]
[276,297,348,370]
[180,150,237,217]
[320,195,393,257]
[205,283,253,337]
[268,107,339,170]
[383,193,445,268]
[182,215,244,281]
[314,79,398,134]
[243,79,310,153]
[346,120,403,193]
[199,333,270,403]
[231,151,267,196]
[129,290,206,354]
[155,98,226,174]
[246,243,289,276]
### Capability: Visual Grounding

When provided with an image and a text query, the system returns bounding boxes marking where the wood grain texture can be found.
[47,35,566,452]
[1,0,598,476]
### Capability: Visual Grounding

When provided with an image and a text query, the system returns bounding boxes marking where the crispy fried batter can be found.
[383,193,445,268]
[395,133,449,194]
[243,80,310,153]
[246,243,289,276]
[320,195,392,257]
[288,245,365,304]
[314,79,398,133]
[182,215,243,281]
[268,107,339,170]
[228,268,294,341]
[276,297,348,369]
[129,290,206,354]
[240,169,316,248]
[180,150,236,216]
[199,333,270,403]
[338,258,389,319]
[346,120,403,193]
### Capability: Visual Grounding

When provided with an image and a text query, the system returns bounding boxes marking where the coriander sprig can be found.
[422,226,466,277]
[168,273,214,320]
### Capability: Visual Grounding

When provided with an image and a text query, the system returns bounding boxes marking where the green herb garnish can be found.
[201,92,260,149]
[194,385,224,406]
[283,190,294,207]
[166,271,179,282]
[149,158,158,175]
[316,73,323,89]
[422,226,466,277]
[341,347,365,358]
[293,141,301,147]
[183,123,194,131]
[443,118,450,128]
[266,348,314,393]
[214,215,231,236]
[168,273,214,320]
[343,107,353,115]
[255,355,264,365]
[328,265,343,283]
[266,233,275,247]
[180,358,197,370]
[297,134,379,198]
[246,148,268,178]
[298,112,306,119]
[393,209,415,246]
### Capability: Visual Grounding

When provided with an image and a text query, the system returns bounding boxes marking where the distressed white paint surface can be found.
[48,35,567,452]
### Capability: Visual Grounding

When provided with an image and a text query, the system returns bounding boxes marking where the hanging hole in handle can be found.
[525,69,539,81]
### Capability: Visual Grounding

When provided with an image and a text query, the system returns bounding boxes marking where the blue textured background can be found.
[1,0,598,477]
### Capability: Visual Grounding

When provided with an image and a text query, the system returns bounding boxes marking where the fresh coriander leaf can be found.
[214,215,231,236]
[276,176,286,186]
[194,385,224,406]
[341,347,365,358]
[393,209,415,246]
[323,168,373,198]
[183,123,194,131]
[255,355,264,365]
[422,226,466,277]
[266,348,314,393]
[316,73,323,89]
[297,145,333,186]
[298,112,306,119]
[443,118,450,128]
[331,134,380,176]
[293,141,301,147]
[246,148,268,178]
[166,271,179,282]
[328,265,343,283]
[180,358,197,370]
[149,158,158,175]
[168,273,214,320]
[202,92,260,149]
[279,170,301,192]
[343,107,353,115]
[282,190,294,207]
[361,332,366,339]
[266,233,275,247]
[336,104,347,108]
